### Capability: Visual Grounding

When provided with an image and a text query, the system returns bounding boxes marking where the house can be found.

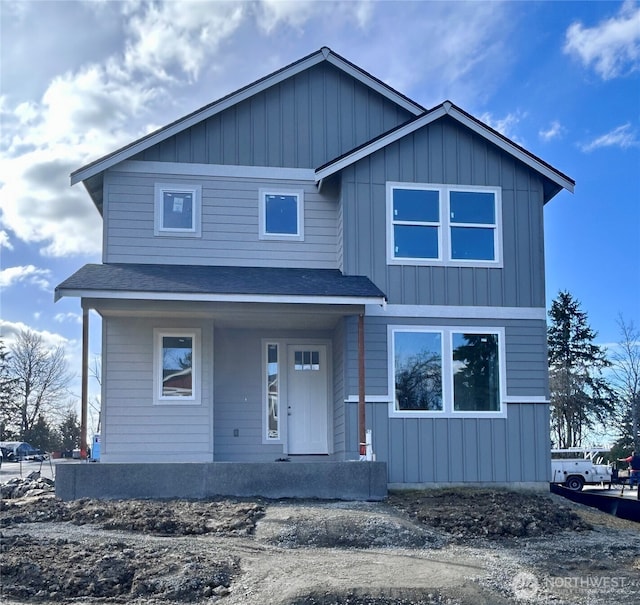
[55,47,574,500]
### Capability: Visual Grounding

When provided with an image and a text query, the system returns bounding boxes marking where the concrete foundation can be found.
[55,461,388,501]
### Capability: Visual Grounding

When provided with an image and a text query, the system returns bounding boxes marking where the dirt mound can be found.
[1,497,264,536]
[257,502,444,549]
[1,533,238,602]
[387,488,591,542]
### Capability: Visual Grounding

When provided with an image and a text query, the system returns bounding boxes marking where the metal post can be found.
[358,313,366,456]
[81,307,89,460]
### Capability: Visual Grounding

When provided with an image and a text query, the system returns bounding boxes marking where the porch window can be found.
[259,189,304,241]
[266,344,280,440]
[389,326,505,417]
[154,329,201,405]
[154,183,202,237]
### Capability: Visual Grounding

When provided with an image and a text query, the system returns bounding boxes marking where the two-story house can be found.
[55,47,574,500]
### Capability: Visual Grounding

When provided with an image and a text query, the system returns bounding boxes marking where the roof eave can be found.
[54,288,386,307]
[315,101,575,199]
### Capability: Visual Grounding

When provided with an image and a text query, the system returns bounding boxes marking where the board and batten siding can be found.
[343,315,549,400]
[103,172,338,268]
[130,63,414,170]
[341,117,547,308]
[100,316,214,463]
[346,401,550,484]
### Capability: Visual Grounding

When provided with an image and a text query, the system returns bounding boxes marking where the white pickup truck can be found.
[550,448,612,491]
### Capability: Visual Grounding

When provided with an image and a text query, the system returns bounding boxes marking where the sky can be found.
[1,0,639,418]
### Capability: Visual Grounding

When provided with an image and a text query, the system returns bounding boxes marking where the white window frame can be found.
[262,341,283,443]
[154,183,202,237]
[153,328,201,405]
[259,188,304,241]
[388,325,507,418]
[386,182,502,267]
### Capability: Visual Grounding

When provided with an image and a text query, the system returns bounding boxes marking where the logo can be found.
[512,571,539,600]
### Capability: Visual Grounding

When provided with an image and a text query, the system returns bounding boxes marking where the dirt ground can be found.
[1,477,639,605]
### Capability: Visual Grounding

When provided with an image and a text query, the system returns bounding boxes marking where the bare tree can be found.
[5,330,72,439]
[610,316,640,451]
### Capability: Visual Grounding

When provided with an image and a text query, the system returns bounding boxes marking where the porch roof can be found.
[54,263,387,306]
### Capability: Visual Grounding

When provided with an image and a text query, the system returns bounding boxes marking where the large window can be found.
[259,189,304,240]
[154,184,202,237]
[387,183,501,266]
[154,329,201,404]
[389,326,505,417]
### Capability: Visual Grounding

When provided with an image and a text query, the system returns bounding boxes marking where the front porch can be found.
[55,460,388,501]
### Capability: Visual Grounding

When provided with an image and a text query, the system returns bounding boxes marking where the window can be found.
[259,189,304,240]
[265,343,280,440]
[154,184,202,237]
[387,183,501,266]
[389,326,505,417]
[154,329,201,404]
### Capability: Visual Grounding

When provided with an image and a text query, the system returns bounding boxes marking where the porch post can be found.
[80,306,89,459]
[358,313,366,456]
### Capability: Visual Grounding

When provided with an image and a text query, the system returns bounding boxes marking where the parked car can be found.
[0,442,49,462]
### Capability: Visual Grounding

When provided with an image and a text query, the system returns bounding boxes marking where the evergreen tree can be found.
[548,291,614,448]
[23,414,59,452]
[58,408,81,451]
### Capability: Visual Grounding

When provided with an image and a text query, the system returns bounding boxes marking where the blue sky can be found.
[1,0,639,412]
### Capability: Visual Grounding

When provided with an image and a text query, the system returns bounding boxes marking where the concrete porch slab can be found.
[55,461,388,501]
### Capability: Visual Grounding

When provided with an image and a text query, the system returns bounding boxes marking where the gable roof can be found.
[55,263,386,306]
[70,47,424,187]
[316,101,575,202]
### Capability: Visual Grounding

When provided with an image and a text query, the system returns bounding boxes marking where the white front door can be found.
[287,344,329,454]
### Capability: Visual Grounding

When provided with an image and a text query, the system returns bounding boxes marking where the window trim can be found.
[153,328,201,405]
[386,182,502,267]
[262,341,283,443]
[388,325,507,418]
[154,183,202,237]
[259,188,304,241]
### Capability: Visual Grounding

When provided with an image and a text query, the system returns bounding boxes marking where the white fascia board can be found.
[504,396,550,404]
[325,54,424,116]
[71,54,326,186]
[56,289,385,307]
[315,107,448,181]
[445,106,575,194]
[366,304,546,321]
[116,161,316,182]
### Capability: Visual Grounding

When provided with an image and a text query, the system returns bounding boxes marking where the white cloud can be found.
[54,312,83,325]
[539,120,564,142]
[564,0,640,79]
[580,123,639,152]
[0,318,73,351]
[0,265,52,290]
[256,0,372,34]
[478,110,526,144]
[0,230,13,250]
[122,1,247,80]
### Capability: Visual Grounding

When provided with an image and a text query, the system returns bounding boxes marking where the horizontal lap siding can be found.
[341,117,547,308]
[104,174,337,267]
[102,317,214,462]
[347,402,550,483]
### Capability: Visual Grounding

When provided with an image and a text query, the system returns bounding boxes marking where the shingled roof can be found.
[55,263,386,305]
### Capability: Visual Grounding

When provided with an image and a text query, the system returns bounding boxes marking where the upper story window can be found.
[154,183,202,237]
[259,189,304,241]
[387,183,502,267]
